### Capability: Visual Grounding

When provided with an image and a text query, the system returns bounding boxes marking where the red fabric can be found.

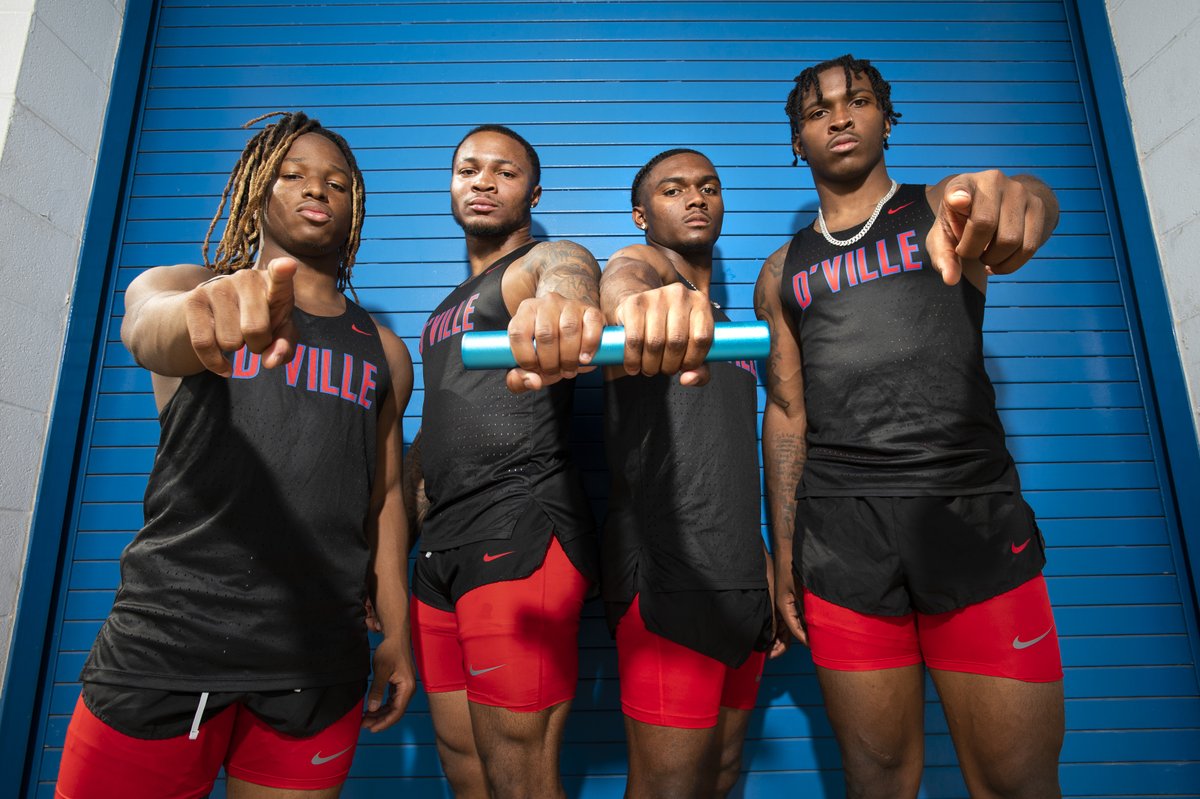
[803,575,1062,682]
[919,574,1063,682]
[616,595,765,729]
[411,536,588,711]
[56,695,361,798]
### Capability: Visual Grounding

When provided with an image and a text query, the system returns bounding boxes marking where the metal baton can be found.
[460,321,770,369]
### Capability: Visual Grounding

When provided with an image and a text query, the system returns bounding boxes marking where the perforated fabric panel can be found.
[26,2,1200,796]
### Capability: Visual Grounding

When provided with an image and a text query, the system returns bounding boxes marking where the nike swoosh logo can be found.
[468,664,506,676]
[483,551,514,562]
[351,323,373,336]
[1011,538,1031,554]
[311,745,353,766]
[887,201,914,215]
[1012,627,1053,650]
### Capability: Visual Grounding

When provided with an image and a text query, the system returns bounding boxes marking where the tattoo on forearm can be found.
[769,432,807,539]
[533,241,601,307]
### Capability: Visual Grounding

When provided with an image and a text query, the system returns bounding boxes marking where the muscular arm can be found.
[402,429,428,548]
[755,243,809,644]
[501,239,605,392]
[122,259,300,411]
[362,325,418,732]
[121,264,216,376]
[599,245,671,322]
[600,245,713,381]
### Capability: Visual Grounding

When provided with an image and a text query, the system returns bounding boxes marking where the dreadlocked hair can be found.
[630,148,708,207]
[202,110,366,292]
[784,54,901,165]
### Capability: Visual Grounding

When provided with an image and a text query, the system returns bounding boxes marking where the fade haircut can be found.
[202,111,365,292]
[785,54,902,162]
[630,148,709,207]
[452,124,541,188]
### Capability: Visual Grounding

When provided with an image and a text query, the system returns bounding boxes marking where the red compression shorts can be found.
[410,535,589,711]
[616,595,766,729]
[56,694,362,798]
[803,574,1062,682]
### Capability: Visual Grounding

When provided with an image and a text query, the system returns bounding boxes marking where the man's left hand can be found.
[927,170,1053,285]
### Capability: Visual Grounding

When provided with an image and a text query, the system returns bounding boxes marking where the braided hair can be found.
[202,111,366,292]
[630,148,708,207]
[784,54,901,164]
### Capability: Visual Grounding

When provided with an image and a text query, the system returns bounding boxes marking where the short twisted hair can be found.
[785,54,901,160]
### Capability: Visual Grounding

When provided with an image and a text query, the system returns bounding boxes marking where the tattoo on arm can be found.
[402,432,428,543]
[531,241,601,307]
[767,432,807,543]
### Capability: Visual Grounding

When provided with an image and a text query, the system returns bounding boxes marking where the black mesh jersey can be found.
[418,242,594,551]
[603,286,770,666]
[779,183,1017,497]
[82,301,390,692]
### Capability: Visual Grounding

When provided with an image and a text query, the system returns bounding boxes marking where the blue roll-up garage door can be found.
[22,1,1200,796]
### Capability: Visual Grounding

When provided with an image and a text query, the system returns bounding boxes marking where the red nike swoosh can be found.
[483,551,514,562]
[887,201,915,215]
[1011,538,1031,554]
[351,323,373,336]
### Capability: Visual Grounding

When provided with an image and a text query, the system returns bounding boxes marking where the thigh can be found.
[917,574,1063,682]
[616,595,729,729]
[224,697,363,792]
[802,589,922,671]
[931,669,1064,797]
[720,650,765,712]
[815,664,926,791]
[411,596,467,693]
[57,693,234,799]
[456,536,589,711]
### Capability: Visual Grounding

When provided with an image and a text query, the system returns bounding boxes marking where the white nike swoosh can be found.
[311,745,353,766]
[1012,627,1053,650]
[468,664,506,676]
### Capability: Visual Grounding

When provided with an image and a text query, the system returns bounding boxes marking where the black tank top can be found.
[603,285,768,664]
[779,183,1016,496]
[82,301,390,691]
[419,242,594,550]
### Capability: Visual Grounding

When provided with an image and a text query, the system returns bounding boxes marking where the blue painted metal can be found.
[1066,0,1200,675]
[0,1,158,793]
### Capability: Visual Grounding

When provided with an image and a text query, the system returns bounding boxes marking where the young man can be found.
[406,125,603,799]
[57,112,415,798]
[599,149,777,798]
[755,55,1065,797]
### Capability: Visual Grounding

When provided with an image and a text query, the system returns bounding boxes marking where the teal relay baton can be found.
[460,321,770,370]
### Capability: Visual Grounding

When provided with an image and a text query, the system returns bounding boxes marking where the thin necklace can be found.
[677,273,720,309]
[818,180,899,247]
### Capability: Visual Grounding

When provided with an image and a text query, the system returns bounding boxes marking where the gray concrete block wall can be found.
[1107,0,1200,438]
[0,0,124,691]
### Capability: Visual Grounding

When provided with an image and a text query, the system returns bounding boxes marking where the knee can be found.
[968,754,1061,799]
[714,742,744,797]
[840,735,922,797]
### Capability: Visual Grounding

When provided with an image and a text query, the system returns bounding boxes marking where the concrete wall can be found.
[0,0,125,690]
[1106,0,1200,440]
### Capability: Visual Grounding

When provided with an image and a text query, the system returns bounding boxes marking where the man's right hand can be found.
[614,281,714,385]
[184,257,300,376]
[775,559,808,647]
